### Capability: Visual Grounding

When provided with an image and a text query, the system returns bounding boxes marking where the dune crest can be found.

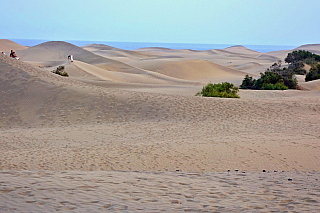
[223,45,261,54]
[0,39,27,52]
[295,44,320,55]
[83,43,156,60]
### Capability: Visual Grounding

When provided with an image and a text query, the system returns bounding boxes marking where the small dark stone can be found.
[176,170,180,172]
[227,170,230,172]
[235,170,238,172]
[288,178,293,181]
[263,170,266,172]
[242,171,246,173]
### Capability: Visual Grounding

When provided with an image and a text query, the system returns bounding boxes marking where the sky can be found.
[0,0,319,46]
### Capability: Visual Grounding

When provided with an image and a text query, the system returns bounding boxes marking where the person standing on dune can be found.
[68,55,74,62]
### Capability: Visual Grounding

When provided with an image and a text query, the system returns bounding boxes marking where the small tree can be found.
[240,74,257,89]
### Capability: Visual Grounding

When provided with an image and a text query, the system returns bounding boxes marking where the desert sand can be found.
[1,39,320,212]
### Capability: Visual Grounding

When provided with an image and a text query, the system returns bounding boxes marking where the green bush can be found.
[305,64,320,82]
[285,50,320,65]
[261,83,275,90]
[284,50,320,75]
[52,66,69,77]
[240,75,257,89]
[240,67,297,90]
[289,61,306,75]
[261,82,288,90]
[197,82,239,98]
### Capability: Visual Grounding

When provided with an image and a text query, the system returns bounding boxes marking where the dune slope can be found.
[299,79,320,91]
[0,39,27,52]
[129,59,249,82]
[1,54,320,173]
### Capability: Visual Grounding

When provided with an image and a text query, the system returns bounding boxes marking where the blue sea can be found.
[11,39,297,53]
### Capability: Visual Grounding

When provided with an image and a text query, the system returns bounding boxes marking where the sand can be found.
[1,40,320,212]
[0,39,27,53]
[1,170,319,212]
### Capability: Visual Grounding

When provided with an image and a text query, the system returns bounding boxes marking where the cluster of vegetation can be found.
[240,60,296,90]
[240,50,320,90]
[285,50,320,64]
[52,66,69,77]
[196,82,239,98]
[285,50,320,78]
[305,63,320,82]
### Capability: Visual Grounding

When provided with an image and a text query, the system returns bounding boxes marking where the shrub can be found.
[285,50,320,65]
[261,82,288,90]
[241,67,297,90]
[197,82,239,98]
[288,61,306,75]
[275,82,289,90]
[284,50,320,75]
[305,64,320,82]
[240,75,257,89]
[52,66,69,77]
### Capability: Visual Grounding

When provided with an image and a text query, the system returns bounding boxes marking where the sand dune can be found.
[223,45,260,55]
[17,41,143,74]
[83,43,156,60]
[298,79,320,91]
[72,60,195,85]
[256,54,280,61]
[128,59,249,83]
[264,49,291,61]
[229,62,263,70]
[0,39,27,53]
[1,41,320,212]
[127,45,277,77]
[135,47,174,51]
[295,44,320,55]
[1,53,320,172]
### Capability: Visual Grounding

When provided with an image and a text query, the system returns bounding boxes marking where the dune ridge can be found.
[0,39,27,53]
[295,44,320,55]
[223,45,261,54]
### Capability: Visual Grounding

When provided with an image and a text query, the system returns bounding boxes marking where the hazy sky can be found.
[1,0,319,45]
